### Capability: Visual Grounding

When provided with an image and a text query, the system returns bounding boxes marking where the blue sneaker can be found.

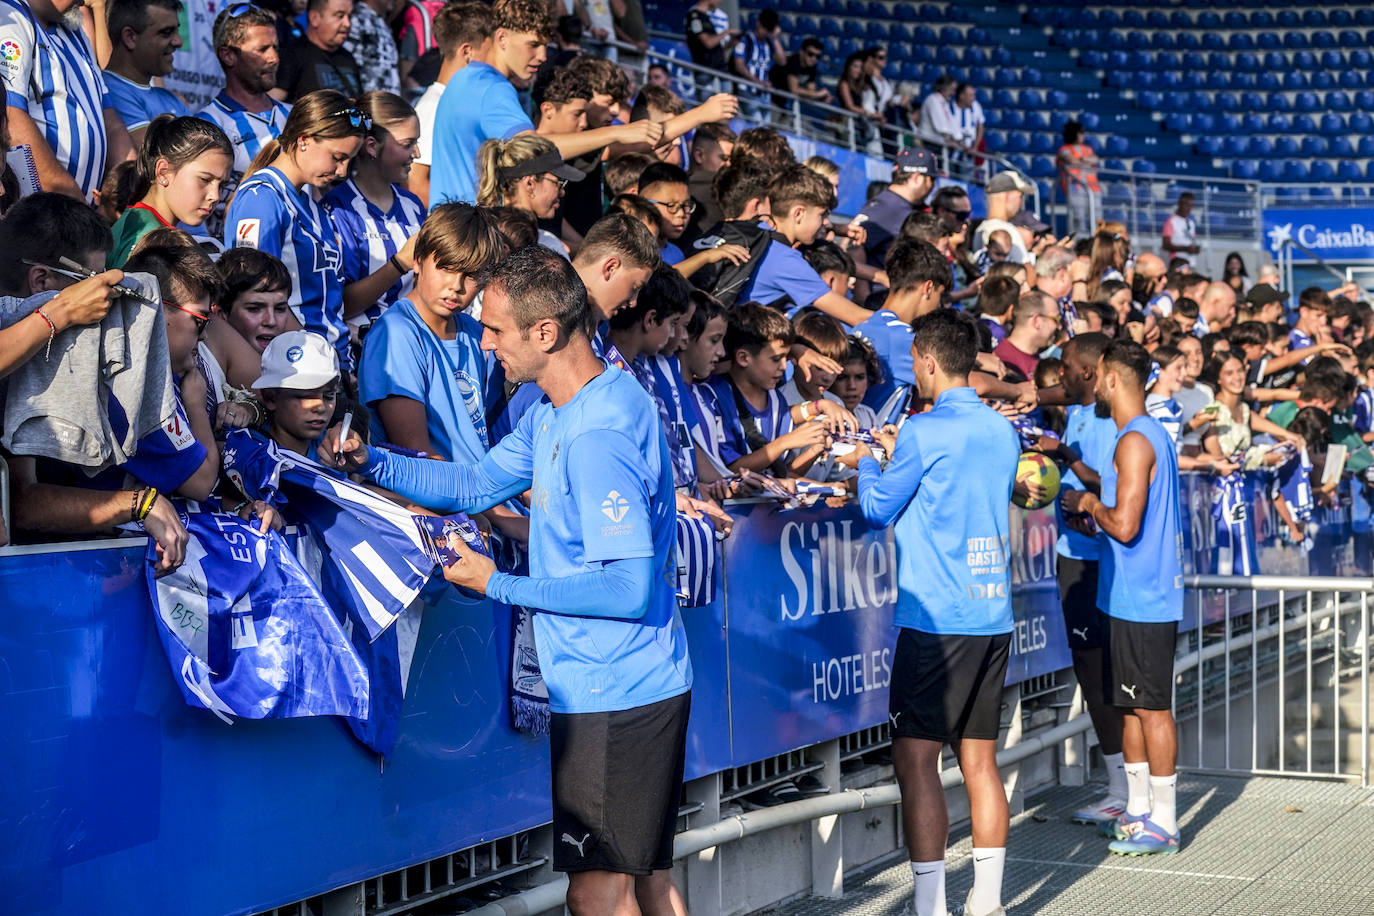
[1108,817,1180,856]
[1098,811,1148,840]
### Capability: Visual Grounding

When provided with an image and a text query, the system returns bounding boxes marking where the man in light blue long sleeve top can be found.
[843,309,1020,916]
[323,247,690,916]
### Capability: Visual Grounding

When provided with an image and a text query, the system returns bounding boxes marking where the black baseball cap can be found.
[1245,284,1287,308]
[497,149,585,183]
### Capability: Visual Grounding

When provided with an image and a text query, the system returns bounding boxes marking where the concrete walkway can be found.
[765,773,1374,915]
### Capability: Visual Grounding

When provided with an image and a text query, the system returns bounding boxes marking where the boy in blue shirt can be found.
[842,308,1019,916]
[638,162,693,266]
[1063,341,1185,857]
[322,246,691,916]
[852,238,949,410]
[741,164,871,327]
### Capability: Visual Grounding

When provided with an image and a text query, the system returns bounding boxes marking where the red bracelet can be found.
[34,307,55,360]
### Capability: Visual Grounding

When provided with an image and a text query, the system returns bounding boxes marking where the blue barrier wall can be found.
[1,471,1367,915]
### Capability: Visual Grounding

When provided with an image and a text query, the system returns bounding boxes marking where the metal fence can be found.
[1177,575,1374,787]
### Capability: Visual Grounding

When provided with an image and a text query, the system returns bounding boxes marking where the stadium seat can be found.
[1219,112,1242,133]
[1251,11,1274,29]
[1365,161,1374,181]
[1321,112,1346,133]
[842,21,865,39]
[1342,71,1366,90]
[1242,112,1267,133]
[1294,50,1317,70]
[1275,136,1300,157]
[1000,109,1025,129]
[1003,132,1028,153]
[1276,10,1300,28]
[1151,33,1175,50]
[938,26,961,44]
[1187,91,1210,111]
[1137,90,1163,110]
[1283,32,1307,49]
[1353,112,1374,133]
[1233,72,1258,90]
[1312,31,1336,49]
[1202,33,1225,51]
[1359,8,1374,27]
[1257,32,1280,51]
[1262,51,1285,71]
[1204,51,1228,71]
[1020,89,1045,109]
[1208,72,1233,91]
[1293,113,1317,133]
[1223,11,1246,29]
[1228,33,1254,50]
[1322,50,1346,70]
[866,22,887,40]
[1232,160,1258,180]
[1132,159,1156,174]
[963,46,988,65]
[1302,10,1327,28]
[1169,11,1191,28]
[1005,154,1030,174]
[1023,111,1048,130]
[1338,160,1362,181]
[1313,72,1336,90]
[868,1,887,18]
[1079,112,1100,130]
[1028,133,1055,154]
[1241,91,1265,111]
[1192,112,1215,133]
[1134,72,1159,90]
[1146,10,1169,29]
[1332,137,1355,157]
[1258,161,1284,182]
[1155,51,1180,71]
[1283,161,1310,181]
[935,45,960,65]
[1122,10,1144,28]
[1047,89,1070,109]
[1332,8,1354,27]
[1195,136,1222,156]
[1340,29,1363,48]
[1222,135,1248,156]
[1267,113,1292,132]
[1176,32,1199,51]
[1359,136,1374,157]
[1197,11,1220,29]
[1328,90,1353,111]
[1106,134,1130,156]
[1257,72,1281,91]
[1302,137,1329,157]
[1250,135,1274,156]
[1284,72,1309,90]
[1030,156,1056,178]
[992,88,1017,108]
[1104,158,1127,172]
[1357,90,1374,110]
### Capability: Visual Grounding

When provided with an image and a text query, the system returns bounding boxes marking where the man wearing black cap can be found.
[1245,283,1287,325]
[853,148,937,268]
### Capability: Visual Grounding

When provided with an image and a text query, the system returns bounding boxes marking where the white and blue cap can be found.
[253,330,339,390]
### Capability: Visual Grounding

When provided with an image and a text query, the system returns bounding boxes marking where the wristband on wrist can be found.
[389,254,408,275]
[34,307,56,359]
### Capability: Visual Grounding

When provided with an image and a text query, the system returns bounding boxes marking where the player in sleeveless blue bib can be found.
[843,309,1018,916]
[223,93,369,373]
[320,247,691,914]
[1063,340,1185,858]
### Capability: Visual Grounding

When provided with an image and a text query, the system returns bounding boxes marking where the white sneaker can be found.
[964,890,1006,915]
[1070,794,1127,825]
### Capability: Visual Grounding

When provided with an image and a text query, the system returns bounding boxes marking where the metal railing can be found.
[1043,165,1264,244]
[622,33,1038,210]
[1273,235,1374,301]
[1177,574,1374,787]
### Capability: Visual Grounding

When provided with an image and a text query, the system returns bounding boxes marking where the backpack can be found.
[688,220,791,308]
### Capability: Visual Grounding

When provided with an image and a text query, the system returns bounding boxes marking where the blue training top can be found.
[1095,414,1184,623]
[1055,402,1118,561]
[856,386,1020,635]
[363,364,692,714]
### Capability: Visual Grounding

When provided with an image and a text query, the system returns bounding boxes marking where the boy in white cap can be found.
[253,330,343,463]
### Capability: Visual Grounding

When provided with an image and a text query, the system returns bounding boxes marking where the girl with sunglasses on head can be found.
[109,116,234,267]
[225,89,368,373]
[323,91,428,334]
[475,133,583,258]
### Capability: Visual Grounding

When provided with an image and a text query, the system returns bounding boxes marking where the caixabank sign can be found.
[1264,207,1374,261]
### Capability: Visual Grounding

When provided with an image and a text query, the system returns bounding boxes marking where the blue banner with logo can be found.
[1263,207,1374,262]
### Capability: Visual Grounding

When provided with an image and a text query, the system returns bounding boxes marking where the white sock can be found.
[910,859,946,916]
[968,847,1005,916]
[1104,751,1128,801]
[1149,774,1178,834]
[1124,761,1151,816]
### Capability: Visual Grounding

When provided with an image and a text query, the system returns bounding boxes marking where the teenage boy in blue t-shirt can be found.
[322,246,691,916]
[852,238,949,410]
[842,308,1020,916]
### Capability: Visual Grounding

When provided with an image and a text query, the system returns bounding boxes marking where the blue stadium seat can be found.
[1028,133,1054,154]
[1079,111,1100,129]
[1365,161,1374,181]
[1257,31,1281,50]
[1320,112,1345,133]
[968,27,990,44]
[1202,33,1225,51]
[1328,90,1353,111]
[1277,10,1299,28]
[1294,113,1317,132]
[1302,10,1327,28]
[1154,51,1179,70]
[1219,112,1242,132]
[1294,50,1317,70]
[1176,32,1200,50]
[1302,137,1330,157]
[1106,135,1130,156]
[818,19,840,37]
[1223,11,1246,29]
[1314,72,1337,90]
[1360,8,1374,27]
[1207,71,1231,91]
[1146,10,1169,29]
[1341,71,1365,89]
[1188,91,1211,111]
[1122,10,1144,28]
[1196,136,1222,156]
[1353,112,1374,133]
[1151,33,1175,50]
[1182,71,1207,90]
[1222,135,1248,156]
[1332,8,1354,27]
[1047,89,1069,109]
[1233,72,1258,89]
[992,87,1017,108]
[1228,33,1254,50]
[1049,111,1069,130]
[1134,71,1160,91]
[1005,154,1030,174]
[1283,32,1307,49]
[917,3,940,21]
[1022,111,1048,130]
[1284,72,1309,89]
[919,63,943,82]
[1132,159,1156,174]
[1192,112,1215,132]
[1359,136,1374,156]
[1258,161,1284,182]
[1262,51,1285,70]
[868,1,887,19]
[866,22,887,40]
[1104,158,1127,172]
[1321,50,1346,70]
[1332,137,1355,157]
[1275,136,1300,156]
[1164,112,1190,131]
[1157,71,1182,91]
[840,0,861,15]
[963,47,988,65]
[1241,91,1265,111]
[1030,156,1056,178]
[1021,67,1042,84]
[912,25,936,43]
[1080,49,1105,67]
[1197,11,1220,29]
[1312,31,1336,49]
[887,22,911,41]
[1339,160,1362,181]
[1232,160,1258,180]
[1268,113,1292,132]
[1137,90,1163,110]
[1340,29,1363,48]
[1169,11,1191,28]
[936,45,960,65]
[842,21,864,39]
[1257,72,1281,91]
[1217,91,1241,109]
[1251,11,1275,29]
[1357,90,1374,110]
[1020,89,1045,108]
[1242,112,1266,133]
[938,26,962,44]
[1000,109,1025,129]
[1283,161,1310,181]
[968,66,992,85]
[1250,135,1274,156]
[1204,51,1227,71]
[1098,9,1120,27]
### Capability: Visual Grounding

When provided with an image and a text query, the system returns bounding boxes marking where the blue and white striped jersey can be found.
[324,178,426,327]
[102,70,187,131]
[225,166,351,370]
[0,0,109,198]
[196,91,291,178]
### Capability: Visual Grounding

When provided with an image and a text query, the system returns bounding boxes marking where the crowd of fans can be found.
[0,0,1367,567]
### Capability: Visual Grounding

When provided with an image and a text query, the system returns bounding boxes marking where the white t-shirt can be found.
[1162,213,1197,264]
[413,78,445,166]
[917,91,958,145]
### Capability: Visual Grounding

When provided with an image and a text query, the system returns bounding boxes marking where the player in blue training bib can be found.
[224,92,368,372]
[842,309,1019,916]
[321,247,691,914]
[1063,340,1185,859]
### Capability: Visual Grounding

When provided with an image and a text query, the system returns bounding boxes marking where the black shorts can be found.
[550,691,690,875]
[1057,556,1103,651]
[1103,616,1179,710]
[889,628,1010,744]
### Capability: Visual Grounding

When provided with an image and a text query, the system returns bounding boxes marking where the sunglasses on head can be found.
[329,107,373,130]
[224,2,261,17]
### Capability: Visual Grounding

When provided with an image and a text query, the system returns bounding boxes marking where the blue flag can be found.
[222,430,434,641]
[148,505,370,722]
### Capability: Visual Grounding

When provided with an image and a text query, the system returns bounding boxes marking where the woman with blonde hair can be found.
[225,89,369,371]
[475,132,583,256]
[324,91,428,331]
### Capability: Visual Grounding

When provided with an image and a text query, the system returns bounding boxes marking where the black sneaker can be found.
[741,780,803,809]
